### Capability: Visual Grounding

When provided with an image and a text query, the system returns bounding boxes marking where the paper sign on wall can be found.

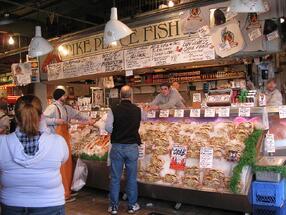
[265,133,275,153]
[248,28,262,41]
[200,147,213,169]
[193,93,201,103]
[170,145,187,170]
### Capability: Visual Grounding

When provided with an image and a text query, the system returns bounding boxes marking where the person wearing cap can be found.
[148,83,185,110]
[265,78,283,106]
[44,88,92,202]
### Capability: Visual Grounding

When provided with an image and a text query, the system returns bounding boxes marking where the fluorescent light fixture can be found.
[28,26,53,57]
[8,36,14,45]
[103,7,132,46]
[168,0,175,7]
[229,0,266,13]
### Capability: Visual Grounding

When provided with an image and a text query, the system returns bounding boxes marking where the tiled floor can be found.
[65,189,242,215]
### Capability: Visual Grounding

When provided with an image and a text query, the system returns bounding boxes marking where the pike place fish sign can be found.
[59,19,183,61]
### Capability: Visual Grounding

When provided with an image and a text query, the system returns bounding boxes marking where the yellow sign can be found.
[59,19,184,60]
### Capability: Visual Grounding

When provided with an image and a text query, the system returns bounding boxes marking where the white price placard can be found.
[200,147,213,169]
[198,25,210,38]
[174,109,184,118]
[278,106,286,119]
[239,107,251,117]
[217,107,230,117]
[265,134,275,153]
[147,110,156,118]
[190,109,201,117]
[248,28,262,41]
[125,70,134,76]
[204,108,216,117]
[193,93,201,103]
[159,109,170,118]
[138,144,145,160]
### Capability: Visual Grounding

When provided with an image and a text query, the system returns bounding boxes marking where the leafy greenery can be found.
[79,152,108,161]
[230,130,262,193]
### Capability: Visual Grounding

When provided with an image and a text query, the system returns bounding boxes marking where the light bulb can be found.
[280,17,285,24]
[58,45,68,56]
[8,36,14,45]
[168,0,175,7]
[110,41,118,47]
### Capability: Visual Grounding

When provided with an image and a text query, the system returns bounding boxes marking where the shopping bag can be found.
[71,158,88,192]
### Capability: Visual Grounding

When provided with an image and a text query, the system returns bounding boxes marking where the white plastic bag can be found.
[71,158,88,192]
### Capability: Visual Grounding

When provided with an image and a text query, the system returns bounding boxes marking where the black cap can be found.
[53,89,66,100]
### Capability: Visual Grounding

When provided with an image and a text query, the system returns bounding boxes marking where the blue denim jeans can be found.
[109,143,139,208]
[1,204,65,215]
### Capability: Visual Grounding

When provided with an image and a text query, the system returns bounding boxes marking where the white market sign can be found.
[47,36,215,81]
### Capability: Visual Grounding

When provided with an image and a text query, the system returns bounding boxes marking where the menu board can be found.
[124,46,152,70]
[47,62,63,81]
[178,36,215,63]
[102,51,124,72]
[83,55,104,75]
[151,41,182,66]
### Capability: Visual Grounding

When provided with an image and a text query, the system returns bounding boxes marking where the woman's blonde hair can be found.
[15,95,42,137]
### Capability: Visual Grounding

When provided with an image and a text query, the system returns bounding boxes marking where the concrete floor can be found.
[65,189,243,215]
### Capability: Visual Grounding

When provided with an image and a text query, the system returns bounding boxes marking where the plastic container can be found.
[252,179,285,207]
[256,171,282,183]
[253,203,286,215]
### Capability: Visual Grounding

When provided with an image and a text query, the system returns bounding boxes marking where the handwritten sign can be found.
[138,144,145,160]
[147,110,156,118]
[265,134,275,153]
[193,93,201,103]
[239,107,251,117]
[200,147,213,169]
[170,145,187,170]
[217,107,230,117]
[248,28,262,41]
[198,26,210,38]
[174,109,184,118]
[47,62,63,81]
[124,46,152,70]
[159,110,170,118]
[125,70,133,77]
[102,51,124,72]
[204,108,216,117]
[190,109,201,117]
[278,106,286,119]
[267,30,279,41]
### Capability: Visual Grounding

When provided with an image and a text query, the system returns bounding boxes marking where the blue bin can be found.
[253,203,286,215]
[252,179,285,207]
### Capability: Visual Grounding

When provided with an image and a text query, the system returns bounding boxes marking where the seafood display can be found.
[138,120,257,193]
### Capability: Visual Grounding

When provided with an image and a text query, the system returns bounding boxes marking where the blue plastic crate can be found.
[253,203,286,215]
[252,180,285,207]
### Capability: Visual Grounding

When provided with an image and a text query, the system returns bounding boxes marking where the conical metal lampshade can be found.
[28,26,53,57]
[104,7,133,46]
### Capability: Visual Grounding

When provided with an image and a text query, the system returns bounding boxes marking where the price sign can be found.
[217,107,230,117]
[193,93,201,103]
[200,147,213,169]
[267,30,279,41]
[138,144,145,160]
[265,134,275,153]
[204,108,215,117]
[170,145,187,170]
[125,70,133,76]
[190,109,201,117]
[147,110,156,118]
[278,106,286,119]
[174,109,184,118]
[239,107,251,117]
[159,109,170,118]
[248,28,262,41]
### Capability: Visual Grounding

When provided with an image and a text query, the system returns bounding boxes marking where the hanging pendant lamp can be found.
[28,26,53,57]
[103,7,133,46]
[229,0,266,13]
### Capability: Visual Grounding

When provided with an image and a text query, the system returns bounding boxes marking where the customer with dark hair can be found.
[105,85,143,215]
[0,98,10,134]
[0,95,68,215]
[148,82,185,110]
